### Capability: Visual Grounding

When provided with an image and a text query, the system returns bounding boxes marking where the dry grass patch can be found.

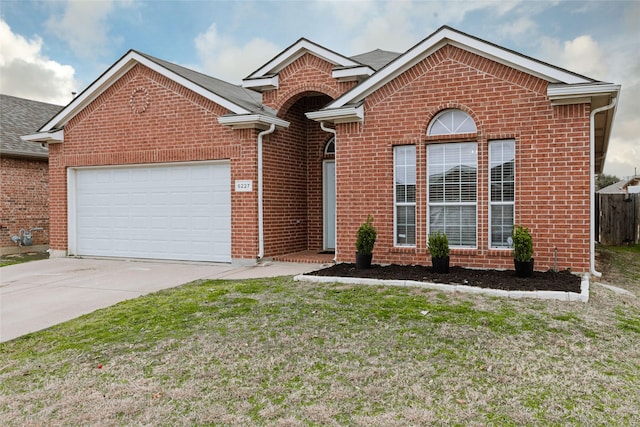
[1,259,639,426]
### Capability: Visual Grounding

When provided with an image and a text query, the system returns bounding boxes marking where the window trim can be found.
[427,109,477,136]
[324,137,335,156]
[393,145,417,247]
[427,142,478,249]
[488,139,516,249]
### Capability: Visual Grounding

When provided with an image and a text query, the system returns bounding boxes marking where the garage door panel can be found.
[74,163,231,262]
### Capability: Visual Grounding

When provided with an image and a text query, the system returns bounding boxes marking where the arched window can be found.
[427,109,478,248]
[427,109,476,136]
[324,137,335,155]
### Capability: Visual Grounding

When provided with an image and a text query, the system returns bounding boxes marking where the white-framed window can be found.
[428,109,477,136]
[324,137,335,156]
[427,143,477,247]
[489,139,515,248]
[394,145,416,246]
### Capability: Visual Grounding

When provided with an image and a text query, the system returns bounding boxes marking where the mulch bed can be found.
[307,263,582,293]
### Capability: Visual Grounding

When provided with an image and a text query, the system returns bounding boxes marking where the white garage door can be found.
[71,162,231,262]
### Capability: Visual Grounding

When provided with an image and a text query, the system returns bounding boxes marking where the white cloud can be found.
[0,20,77,105]
[312,0,528,54]
[537,25,640,178]
[194,23,280,83]
[349,1,417,53]
[45,0,119,58]
[498,17,537,40]
[540,35,607,80]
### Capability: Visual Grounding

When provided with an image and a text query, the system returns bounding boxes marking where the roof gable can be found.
[324,26,596,111]
[35,50,272,134]
[242,38,375,90]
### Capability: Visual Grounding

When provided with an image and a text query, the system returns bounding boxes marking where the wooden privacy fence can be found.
[597,193,640,245]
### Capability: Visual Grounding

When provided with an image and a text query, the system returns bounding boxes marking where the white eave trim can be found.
[306,105,364,124]
[548,83,621,105]
[332,66,375,81]
[39,51,252,133]
[218,114,290,130]
[246,38,363,80]
[326,27,594,109]
[242,75,279,91]
[21,129,64,144]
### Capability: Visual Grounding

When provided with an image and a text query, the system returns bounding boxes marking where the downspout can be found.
[590,97,617,278]
[257,124,276,261]
[320,122,337,261]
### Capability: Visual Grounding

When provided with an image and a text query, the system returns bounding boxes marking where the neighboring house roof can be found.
[0,94,62,159]
[599,177,640,194]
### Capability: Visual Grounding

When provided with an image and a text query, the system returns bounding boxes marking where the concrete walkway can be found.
[0,257,325,342]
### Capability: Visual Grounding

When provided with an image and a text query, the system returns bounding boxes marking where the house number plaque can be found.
[235,180,253,192]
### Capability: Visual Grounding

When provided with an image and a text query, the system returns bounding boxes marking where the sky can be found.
[1,0,638,178]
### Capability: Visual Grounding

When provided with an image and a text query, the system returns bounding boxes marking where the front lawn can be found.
[0,251,49,267]
[596,243,640,295]
[1,266,639,425]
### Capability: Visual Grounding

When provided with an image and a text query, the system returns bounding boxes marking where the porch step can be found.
[272,250,335,264]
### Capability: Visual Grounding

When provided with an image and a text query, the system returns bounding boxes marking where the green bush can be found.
[512,225,534,261]
[428,231,450,258]
[355,214,377,255]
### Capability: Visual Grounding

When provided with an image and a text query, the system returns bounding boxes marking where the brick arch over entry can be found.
[275,84,341,116]
[261,91,336,257]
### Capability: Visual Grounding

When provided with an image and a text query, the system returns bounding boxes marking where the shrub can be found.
[428,231,450,258]
[355,214,377,255]
[512,225,534,262]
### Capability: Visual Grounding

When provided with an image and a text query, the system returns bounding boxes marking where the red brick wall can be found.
[262,52,353,112]
[48,46,593,272]
[260,53,349,256]
[262,94,333,257]
[0,157,49,250]
[334,45,591,272]
[48,64,260,260]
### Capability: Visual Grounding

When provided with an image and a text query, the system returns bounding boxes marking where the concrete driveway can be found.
[0,257,323,342]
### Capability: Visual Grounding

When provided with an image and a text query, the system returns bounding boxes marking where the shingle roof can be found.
[135,51,277,116]
[349,49,401,71]
[0,94,63,158]
[599,177,640,194]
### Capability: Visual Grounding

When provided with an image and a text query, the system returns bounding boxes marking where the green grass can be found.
[1,274,639,426]
[597,244,640,290]
[0,251,49,267]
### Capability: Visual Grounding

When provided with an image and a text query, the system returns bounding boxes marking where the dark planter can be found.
[431,256,450,274]
[514,258,534,278]
[355,252,373,269]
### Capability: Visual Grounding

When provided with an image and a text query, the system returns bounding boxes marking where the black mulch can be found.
[307,263,582,293]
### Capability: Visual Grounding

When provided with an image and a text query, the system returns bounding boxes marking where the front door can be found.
[323,160,336,250]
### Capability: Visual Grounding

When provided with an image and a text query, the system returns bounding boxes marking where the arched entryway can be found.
[262,92,335,259]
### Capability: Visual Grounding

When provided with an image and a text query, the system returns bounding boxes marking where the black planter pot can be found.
[514,258,534,278]
[431,256,450,274]
[355,252,373,269]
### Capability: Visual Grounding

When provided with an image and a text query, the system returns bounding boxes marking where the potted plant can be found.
[428,231,450,273]
[512,225,534,277]
[355,214,377,269]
